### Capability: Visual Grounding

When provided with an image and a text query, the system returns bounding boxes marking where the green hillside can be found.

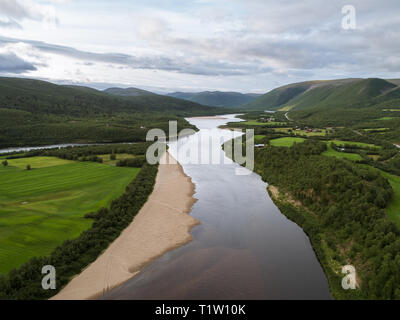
[0,77,221,148]
[167,91,261,107]
[242,78,400,126]
[104,87,157,97]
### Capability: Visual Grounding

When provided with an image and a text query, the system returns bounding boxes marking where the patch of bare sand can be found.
[51,152,199,300]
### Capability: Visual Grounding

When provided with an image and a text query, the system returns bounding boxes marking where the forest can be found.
[226,136,400,299]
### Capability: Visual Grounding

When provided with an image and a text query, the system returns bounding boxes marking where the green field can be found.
[364,128,389,132]
[380,171,400,227]
[254,135,267,143]
[269,137,305,147]
[0,156,140,274]
[377,117,398,121]
[322,143,363,161]
[330,140,380,149]
[360,165,400,227]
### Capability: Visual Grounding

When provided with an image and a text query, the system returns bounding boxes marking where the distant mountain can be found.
[242,78,362,111]
[242,78,400,125]
[104,87,157,97]
[166,91,262,107]
[0,77,219,116]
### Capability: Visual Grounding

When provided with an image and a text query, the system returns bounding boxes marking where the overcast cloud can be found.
[0,0,399,92]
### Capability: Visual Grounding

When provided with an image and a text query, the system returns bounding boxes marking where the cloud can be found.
[0,0,400,92]
[0,0,59,28]
[0,18,22,29]
[0,52,36,73]
[0,35,272,76]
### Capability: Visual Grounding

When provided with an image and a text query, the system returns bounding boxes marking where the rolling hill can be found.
[242,78,400,125]
[104,87,157,97]
[0,77,221,148]
[0,77,220,116]
[167,91,261,107]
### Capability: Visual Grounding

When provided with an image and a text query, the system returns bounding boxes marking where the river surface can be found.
[100,114,331,300]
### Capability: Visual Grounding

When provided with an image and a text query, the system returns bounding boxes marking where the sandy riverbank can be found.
[51,152,199,300]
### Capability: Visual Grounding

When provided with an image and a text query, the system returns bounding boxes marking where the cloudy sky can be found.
[0,0,399,93]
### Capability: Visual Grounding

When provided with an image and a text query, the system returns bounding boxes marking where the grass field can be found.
[377,117,398,121]
[3,156,74,169]
[0,156,140,274]
[330,140,380,149]
[376,171,400,227]
[364,128,389,132]
[269,137,305,147]
[322,143,363,161]
[254,135,267,143]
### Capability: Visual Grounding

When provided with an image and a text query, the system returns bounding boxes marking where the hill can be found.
[104,87,157,97]
[0,77,221,148]
[242,78,400,126]
[167,91,261,107]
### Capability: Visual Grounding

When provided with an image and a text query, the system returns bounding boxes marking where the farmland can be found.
[321,143,363,161]
[0,156,140,274]
[269,137,305,147]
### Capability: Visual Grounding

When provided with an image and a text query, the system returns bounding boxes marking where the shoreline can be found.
[189,116,227,120]
[51,152,199,300]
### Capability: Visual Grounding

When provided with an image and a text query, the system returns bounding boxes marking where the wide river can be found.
[101,114,331,300]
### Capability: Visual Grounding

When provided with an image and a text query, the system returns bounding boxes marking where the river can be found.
[0,142,136,155]
[100,114,331,300]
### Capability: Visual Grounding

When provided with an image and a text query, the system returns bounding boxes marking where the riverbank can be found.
[189,116,227,120]
[51,152,199,300]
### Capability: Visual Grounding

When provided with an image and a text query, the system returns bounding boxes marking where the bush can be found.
[116,156,146,168]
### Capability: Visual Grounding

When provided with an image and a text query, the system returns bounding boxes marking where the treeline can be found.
[42,143,152,159]
[0,162,158,300]
[0,110,196,149]
[255,141,400,299]
[116,156,146,168]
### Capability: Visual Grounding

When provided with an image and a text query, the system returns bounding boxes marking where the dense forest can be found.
[227,139,400,299]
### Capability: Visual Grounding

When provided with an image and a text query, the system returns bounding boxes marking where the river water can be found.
[0,142,137,155]
[100,114,331,300]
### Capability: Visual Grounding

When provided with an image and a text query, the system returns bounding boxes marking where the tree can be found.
[2,160,7,167]
[26,164,31,170]
[110,153,116,161]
